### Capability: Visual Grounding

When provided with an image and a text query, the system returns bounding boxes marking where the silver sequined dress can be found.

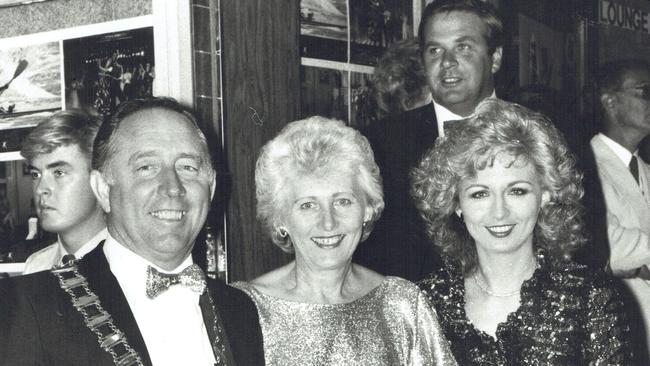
[233,276,456,366]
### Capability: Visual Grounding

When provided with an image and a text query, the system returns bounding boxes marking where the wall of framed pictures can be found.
[0,0,194,272]
[299,0,417,131]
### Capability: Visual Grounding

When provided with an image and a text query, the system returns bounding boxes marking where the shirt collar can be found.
[433,91,496,136]
[597,133,637,166]
[56,227,108,259]
[103,232,194,298]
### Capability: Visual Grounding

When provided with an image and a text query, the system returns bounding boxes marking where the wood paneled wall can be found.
[220,0,301,281]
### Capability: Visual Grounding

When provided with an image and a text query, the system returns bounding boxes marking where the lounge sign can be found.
[599,0,650,34]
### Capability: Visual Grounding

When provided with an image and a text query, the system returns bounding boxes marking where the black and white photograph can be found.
[348,70,375,130]
[0,159,43,266]
[63,26,154,116]
[0,41,61,127]
[350,0,413,65]
[300,0,348,61]
[0,0,650,364]
[300,65,347,121]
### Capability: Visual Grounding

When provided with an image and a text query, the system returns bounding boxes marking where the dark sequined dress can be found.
[418,253,634,365]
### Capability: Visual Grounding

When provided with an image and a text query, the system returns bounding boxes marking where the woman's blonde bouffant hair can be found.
[255,116,384,252]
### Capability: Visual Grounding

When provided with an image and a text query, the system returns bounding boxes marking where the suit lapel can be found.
[592,137,650,226]
[199,281,235,365]
[638,159,650,226]
[78,243,153,366]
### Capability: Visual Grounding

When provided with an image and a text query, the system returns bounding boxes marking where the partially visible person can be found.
[20,110,106,274]
[507,83,611,272]
[134,63,146,97]
[144,63,155,96]
[413,99,633,364]
[234,116,456,366]
[358,0,503,281]
[95,51,123,115]
[0,97,264,365]
[590,58,650,359]
[0,187,15,255]
[371,38,431,115]
[121,66,133,101]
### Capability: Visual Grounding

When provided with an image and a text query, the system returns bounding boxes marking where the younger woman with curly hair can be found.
[411,99,633,364]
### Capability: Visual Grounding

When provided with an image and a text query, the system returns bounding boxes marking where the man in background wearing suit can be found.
[591,59,650,359]
[21,110,107,274]
[0,97,264,365]
[356,0,503,281]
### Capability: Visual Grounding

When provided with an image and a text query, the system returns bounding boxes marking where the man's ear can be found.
[90,170,111,213]
[600,93,615,111]
[491,46,503,74]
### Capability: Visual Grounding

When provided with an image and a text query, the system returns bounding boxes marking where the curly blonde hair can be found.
[411,99,585,273]
[255,116,384,252]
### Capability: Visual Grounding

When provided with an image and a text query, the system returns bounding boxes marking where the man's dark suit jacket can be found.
[354,103,442,281]
[354,103,611,281]
[0,243,265,366]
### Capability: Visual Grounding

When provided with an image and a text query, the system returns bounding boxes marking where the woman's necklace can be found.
[473,257,537,298]
[473,274,520,297]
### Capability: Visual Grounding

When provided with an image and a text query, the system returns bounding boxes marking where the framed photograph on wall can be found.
[0,41,61,130]
[300,0,414,66]
[0,16,160,271]
[63,26,154,117]
[300,0,347,62]
[349,0,413,65]
[300,60,376,131]
[300,65,347,121]
[348,70,375,130]
[0,0,51,8]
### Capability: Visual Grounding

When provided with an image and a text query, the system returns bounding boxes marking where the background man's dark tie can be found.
[630,155,640,185]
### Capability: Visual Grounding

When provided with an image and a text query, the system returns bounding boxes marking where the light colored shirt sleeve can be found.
[607,211,650,275]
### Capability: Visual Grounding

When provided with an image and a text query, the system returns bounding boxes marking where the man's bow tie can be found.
[145,264,207,299]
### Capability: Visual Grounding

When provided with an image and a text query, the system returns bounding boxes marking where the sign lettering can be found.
[599,0,650,34]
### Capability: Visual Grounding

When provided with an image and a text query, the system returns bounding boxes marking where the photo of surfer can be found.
[0,41,61,126]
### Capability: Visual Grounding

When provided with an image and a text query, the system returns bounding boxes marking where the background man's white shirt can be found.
[23,228,108,274]
[433,91,497,137]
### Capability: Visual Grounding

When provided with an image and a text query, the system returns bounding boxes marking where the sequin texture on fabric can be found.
[418,253,634,365]
[234,276,457,366]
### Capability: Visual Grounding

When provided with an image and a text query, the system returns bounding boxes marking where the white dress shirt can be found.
[22,228,108,275]
[598,133,648,201]
[433,91,497,137]
[103,234,216,366]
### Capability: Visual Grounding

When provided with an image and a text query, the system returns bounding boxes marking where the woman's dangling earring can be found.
[278,226,288,238]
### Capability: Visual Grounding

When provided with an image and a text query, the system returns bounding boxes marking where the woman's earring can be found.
[455,209,463,220]
[278,226,288,238]
[362,221,368,228]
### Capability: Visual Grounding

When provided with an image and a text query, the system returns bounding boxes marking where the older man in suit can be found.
[356,0,503,281]
[591,59,650,359]
[0,97,264,366]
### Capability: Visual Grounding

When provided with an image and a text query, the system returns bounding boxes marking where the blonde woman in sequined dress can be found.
[412,99,633,365]
[233,116,456,366]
